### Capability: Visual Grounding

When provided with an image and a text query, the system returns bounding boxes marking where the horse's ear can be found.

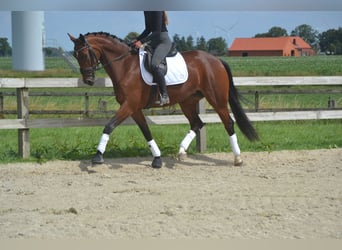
[79,34,85,42]
[68,33,77,42]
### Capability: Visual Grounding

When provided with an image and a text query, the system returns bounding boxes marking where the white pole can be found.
[11,11,45,71]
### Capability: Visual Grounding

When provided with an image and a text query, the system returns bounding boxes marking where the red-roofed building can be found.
[228,36,315,57]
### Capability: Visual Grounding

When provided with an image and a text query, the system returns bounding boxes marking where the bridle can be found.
[74,38,99,75]
[75,36,132,75]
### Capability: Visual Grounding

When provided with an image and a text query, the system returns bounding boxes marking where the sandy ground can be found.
[0,149,341,239]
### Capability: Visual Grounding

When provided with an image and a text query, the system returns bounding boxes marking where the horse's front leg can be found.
[131,110,163,168]
[92,104,132,164]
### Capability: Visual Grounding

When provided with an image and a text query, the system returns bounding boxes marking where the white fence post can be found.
[196,99,207,153]
[17,88,30,158]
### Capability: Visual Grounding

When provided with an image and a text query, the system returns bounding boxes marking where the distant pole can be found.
[11,11,45,71]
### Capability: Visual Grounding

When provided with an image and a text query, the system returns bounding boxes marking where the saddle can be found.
[143,43,178,75]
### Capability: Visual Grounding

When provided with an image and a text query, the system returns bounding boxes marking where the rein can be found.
[98,49,132,70]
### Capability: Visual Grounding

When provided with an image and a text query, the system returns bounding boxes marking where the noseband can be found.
[75,37,132,76]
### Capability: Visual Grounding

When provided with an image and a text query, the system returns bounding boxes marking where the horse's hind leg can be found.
[227,115,243,166]
[178,99,205,160]
[216,107,243,166]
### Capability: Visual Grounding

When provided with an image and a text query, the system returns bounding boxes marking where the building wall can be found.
[229,49,315,57]
[229,37,315,57]
[283,43,297,56]
[299,48,316,56]
[228,50,284,57]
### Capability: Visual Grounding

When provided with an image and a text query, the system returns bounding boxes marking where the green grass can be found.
[239,90,342,110]
[0,88,119,117]
[222,56,342,76]
[0,120,341,163]
[0,57,106,78]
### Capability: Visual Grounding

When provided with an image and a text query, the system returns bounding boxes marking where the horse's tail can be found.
[220,59,259,141]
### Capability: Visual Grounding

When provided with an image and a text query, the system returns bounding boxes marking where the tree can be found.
[196,36,207,51]
[43,47,64,57]
[319,27,342,55]
[207,37,227,56]
[172,34,181,50]
[291,24,319,51]
[186,35,194,51]
[124,32,140,43]
[172,34,189,52]
[254,26,288,37]
[0,37,12,56]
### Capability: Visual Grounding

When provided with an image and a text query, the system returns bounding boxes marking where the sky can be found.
[0,1,341,51]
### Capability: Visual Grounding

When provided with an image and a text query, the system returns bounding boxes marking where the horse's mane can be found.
[83,32,129,46]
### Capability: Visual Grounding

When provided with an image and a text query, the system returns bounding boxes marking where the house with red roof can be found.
[228,36,315,57]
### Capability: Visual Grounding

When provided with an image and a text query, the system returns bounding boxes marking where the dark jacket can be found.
[137,11,168,44]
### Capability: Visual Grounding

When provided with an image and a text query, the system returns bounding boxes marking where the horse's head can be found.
[68,33,100,86]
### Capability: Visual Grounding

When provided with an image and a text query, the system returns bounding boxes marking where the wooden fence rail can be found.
[1,76,342,158]
[1,89,342,115]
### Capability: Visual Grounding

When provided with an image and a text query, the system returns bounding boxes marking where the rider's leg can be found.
[151,32,172,105]
[152,65,169,105]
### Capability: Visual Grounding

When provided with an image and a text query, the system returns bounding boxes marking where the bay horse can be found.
[68,32,258,168]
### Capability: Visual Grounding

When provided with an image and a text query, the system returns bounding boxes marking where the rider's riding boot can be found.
[152,67,170,106]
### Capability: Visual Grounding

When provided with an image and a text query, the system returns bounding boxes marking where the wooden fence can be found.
[1,76,342,158]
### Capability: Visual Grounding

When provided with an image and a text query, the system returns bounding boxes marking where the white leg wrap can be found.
[97,133,110,154]
[229,134,241,156]
[148,139,161,157]
[179,130,196,154]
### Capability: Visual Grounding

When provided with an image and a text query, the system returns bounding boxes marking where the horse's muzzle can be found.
[80,67,95,86]
[83,77,95,86]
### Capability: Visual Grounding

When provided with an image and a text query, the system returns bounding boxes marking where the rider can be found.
[133,11,172,106]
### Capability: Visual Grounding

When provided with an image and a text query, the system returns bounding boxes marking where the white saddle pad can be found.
[139,48,188,85]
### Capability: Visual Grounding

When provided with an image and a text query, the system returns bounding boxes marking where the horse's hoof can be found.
[177,151,187,161]
[151,157,162,169]
[92,151,104,165]
[234,155,243,166]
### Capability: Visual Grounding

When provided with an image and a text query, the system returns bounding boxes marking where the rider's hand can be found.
[133,40,143,49]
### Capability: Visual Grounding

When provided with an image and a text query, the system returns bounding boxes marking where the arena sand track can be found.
[0,149,341,239]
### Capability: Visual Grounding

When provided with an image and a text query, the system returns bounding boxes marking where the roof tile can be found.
[229,36,312,51]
